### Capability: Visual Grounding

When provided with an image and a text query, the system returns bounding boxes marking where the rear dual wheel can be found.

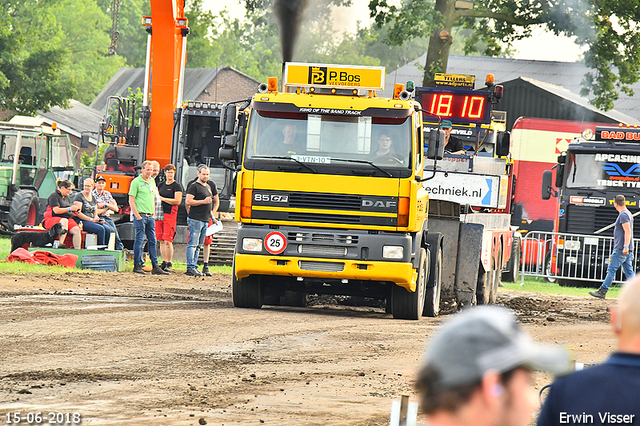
[423,243,443,317]
[392,248,427,320]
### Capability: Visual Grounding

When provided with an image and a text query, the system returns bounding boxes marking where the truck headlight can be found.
[383,245,404,259]
[242,238,263,252]
[564,240,581,251]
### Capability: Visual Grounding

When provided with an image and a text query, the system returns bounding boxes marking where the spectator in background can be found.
[128,160,168,275]
[73,178,111,247]
[92,175,123,250]
[156,164,183,272]
[151,160,163,223]
[185,172,220,277]
[185,164,218,277]
[415,305,571,426]
[590,194,634,299]
[42,180,82,249]
[538,275,640,426]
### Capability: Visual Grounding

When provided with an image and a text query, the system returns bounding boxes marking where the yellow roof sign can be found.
[284,63,385,91]
[434,73,475,89]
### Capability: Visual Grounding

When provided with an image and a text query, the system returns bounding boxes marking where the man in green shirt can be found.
[128,160,168,275]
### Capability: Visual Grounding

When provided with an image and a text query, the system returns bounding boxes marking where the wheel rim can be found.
[27,203,36,225]
[545,256,557,283]
[418,254,427,314]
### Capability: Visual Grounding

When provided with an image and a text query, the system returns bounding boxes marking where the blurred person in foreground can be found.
[538,275,640,426]
[415,305,571,426]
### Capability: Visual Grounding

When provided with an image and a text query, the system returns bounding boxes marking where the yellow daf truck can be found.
[219,63,443,319]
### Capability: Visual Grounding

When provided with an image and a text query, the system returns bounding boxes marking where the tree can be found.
[53,0,125,105]
[97,0,148,68]
[0,0,75,115]
[369,0,640,110]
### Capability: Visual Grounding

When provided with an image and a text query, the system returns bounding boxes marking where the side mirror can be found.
[237,126,244,145]
[219,147,236,160]
[555,164,565,188]
[220,104,237,134]
[542,170,553,200]
[223,134,237,148]
[80,134,90,149]
[426,130,444,160]
[495,131,510,157]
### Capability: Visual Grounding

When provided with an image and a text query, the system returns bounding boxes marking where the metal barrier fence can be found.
[520,231,639,286]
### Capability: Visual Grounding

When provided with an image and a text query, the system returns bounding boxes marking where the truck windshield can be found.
[566,152,640,189]
[245,110,412,168]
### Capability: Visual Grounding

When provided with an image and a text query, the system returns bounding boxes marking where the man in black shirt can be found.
[441,120,466,155]
[185,174,220,276]
[185,165,219,276]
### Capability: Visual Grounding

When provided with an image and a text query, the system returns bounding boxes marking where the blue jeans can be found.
[79,219,111,246]
[133,214,157,267]
[602,249,635,289]
[100,216,123,250]
[186,217,208,271]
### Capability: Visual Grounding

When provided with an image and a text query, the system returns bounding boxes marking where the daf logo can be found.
[362,199,397,209]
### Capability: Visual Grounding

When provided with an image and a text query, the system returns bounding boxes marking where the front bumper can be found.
[234,253,417,291]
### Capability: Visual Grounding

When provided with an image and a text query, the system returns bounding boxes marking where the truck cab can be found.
[220,63,442,319]
[542,126,640,283]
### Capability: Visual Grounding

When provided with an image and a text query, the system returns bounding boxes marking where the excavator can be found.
[97,0,234,243]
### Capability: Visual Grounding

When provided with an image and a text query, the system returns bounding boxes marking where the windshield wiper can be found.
[330,158,393,177]
[251,155,317,173]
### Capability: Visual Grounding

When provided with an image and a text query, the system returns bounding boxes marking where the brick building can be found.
[91,66,260,113]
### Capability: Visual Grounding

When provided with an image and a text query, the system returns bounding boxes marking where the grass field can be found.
[0,235,232,275]
[502,277,620,298]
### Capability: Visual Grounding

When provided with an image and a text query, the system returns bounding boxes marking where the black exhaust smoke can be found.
[273,0,309,64]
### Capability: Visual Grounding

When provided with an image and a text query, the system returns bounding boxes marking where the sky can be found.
[203,0,584,63]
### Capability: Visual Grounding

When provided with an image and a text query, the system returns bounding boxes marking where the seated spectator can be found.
[42,180,82,249]
[73,178,112,247]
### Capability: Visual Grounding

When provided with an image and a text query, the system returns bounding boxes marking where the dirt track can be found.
[0,272,617,425]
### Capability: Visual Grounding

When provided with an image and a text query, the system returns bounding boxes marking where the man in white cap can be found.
[538,275,640,426]
[415,305,571,426]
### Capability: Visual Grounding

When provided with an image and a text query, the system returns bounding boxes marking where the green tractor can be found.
[0,120,77,230]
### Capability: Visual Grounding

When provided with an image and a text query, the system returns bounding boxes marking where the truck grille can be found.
[299,260,345,272]
[298,245,347,257]
[289,212,362,224]
[566,205,640,239]
[287,231,360,244]
[289,193,361,210]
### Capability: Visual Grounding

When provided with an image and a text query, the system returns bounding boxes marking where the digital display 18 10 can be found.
[416,87,492,125]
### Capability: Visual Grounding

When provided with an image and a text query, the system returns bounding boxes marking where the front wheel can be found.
[231,261,263,309]
[392,248,427,320]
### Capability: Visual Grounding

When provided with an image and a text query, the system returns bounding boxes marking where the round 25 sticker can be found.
[265,231,287,254]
